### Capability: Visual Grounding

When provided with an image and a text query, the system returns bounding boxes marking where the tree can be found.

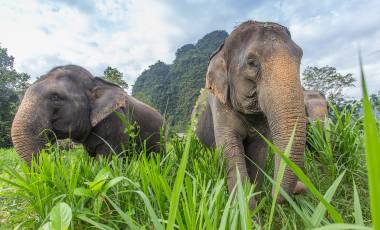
[302,66,356,102]
[370,91,380,112]
[0,45,30,147]
[102,66,128,90]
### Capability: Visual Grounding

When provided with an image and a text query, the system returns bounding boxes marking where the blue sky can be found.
[0,0,379,97]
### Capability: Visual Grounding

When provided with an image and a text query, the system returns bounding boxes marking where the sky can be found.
[0,0,379,97]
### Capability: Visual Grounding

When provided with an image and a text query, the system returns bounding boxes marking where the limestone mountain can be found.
[132,30,228,130]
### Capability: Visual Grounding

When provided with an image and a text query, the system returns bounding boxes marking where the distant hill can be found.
[132,30,228,131]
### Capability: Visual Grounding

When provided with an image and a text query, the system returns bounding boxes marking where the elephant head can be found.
[11,65,127,165]
[304,90,328,123]
[206,21,306,199]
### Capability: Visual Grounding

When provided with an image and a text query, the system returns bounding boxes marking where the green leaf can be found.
[360,56,380,230]
[42,202,72,230]
[218,186,236,230]
[135,190,163,230]
[268,122,296,229]
[311,171,345,227]
[166,128,192,230]
[313,224,372,230]
[105,195,138,229]
[39,222,52,230]
[88,168,111,192]
[77,214,114,230]
[235,169,251,230]
[73,187,92,197]
[353,180,364,226]
[102,176,125,193]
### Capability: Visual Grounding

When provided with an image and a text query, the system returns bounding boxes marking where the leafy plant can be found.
[40,202,72,230]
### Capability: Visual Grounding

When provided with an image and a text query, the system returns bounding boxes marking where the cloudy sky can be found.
[1,0,379,97]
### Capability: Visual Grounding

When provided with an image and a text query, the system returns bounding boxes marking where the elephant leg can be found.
[223,140,256,209]
[224,141,249,190]
[244,137,268,191]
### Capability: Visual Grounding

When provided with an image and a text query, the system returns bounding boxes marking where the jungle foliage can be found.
[0,45,30,148]
[132,30,228,131]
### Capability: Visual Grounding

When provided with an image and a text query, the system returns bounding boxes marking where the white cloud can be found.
[0,0,182,85]
[287,0,380,97]
[0,0,379,97]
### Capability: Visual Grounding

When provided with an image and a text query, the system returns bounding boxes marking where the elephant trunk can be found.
[259,54,306,201]
[11,93,48,165]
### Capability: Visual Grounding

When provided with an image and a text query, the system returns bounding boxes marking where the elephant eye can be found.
[247,58,260,69]
[49,93,64,105]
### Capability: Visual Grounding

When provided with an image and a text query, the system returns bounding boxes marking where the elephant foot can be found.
[293,181,308,195]
[274,181,308,204]
[249,196,257,210]
[276,194,286,204]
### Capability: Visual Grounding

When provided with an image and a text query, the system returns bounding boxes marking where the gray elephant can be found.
[11,65,164,165]
[304,90,328,123]
[193,21,307,208]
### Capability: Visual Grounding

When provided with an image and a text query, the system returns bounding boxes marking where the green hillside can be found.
[132,30,228,130]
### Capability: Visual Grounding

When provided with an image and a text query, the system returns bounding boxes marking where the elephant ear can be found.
[205,46,229,104]
[89,77,127,127]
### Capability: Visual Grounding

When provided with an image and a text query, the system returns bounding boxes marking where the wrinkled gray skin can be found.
[304,90,328,123]
[193,21,307,208]
[11,65,163,164]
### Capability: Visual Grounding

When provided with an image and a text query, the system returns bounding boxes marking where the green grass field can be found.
[0,72,379,229]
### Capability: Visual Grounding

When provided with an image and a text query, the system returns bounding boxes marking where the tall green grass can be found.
[306,103,363,179]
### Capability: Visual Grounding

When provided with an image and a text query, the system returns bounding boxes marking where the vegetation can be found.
[101,66,128,90]
[0,93,378,229]
[302,65,356,103]
[0,45,30,148]
[132,31,228,131]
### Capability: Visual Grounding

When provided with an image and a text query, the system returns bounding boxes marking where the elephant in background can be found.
[304,90,328,123]
[193,21,307,208]
[11,65,164,164]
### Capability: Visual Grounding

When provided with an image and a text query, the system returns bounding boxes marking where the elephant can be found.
[304,90,328,123]
[11,65,164,165]
[193,21,307,208]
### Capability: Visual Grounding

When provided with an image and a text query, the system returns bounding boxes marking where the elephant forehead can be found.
[33,77,69,92]
[261,51,300,78]
[36,66,94,89]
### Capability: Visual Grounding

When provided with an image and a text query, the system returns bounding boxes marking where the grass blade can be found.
[267,123,296,229]
[353,180,364,226]
[77,214,114,230]
[235,169,251,230]
[166,128,192,230]
[245,156,313,227]
[218,186,236,230]
[135,190,163,230]
[105,195,138,229]
[360,56,380,230]
[257,131,344,223]
[311,171,345,227]
[313,224,372,230]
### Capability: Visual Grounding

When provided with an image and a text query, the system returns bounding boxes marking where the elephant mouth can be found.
[247,89,257,98]
[240,94,259,114]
